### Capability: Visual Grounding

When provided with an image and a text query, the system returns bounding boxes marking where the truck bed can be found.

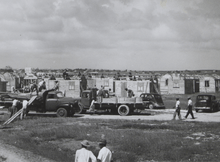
[100,97,142,104]
[94,97,144,110]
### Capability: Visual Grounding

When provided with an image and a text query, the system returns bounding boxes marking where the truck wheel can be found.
[75,103,84,114]
[149,104,154,109]
[118,105,130,116]
[56,108,67,117]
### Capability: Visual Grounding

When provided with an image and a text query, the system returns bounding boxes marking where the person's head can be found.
[176,98,179,101]
[98,139,107,148]
[81,140,90,149]
[188,97,191,100]
[125,88,128,91]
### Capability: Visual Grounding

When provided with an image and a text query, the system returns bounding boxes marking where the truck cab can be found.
[76,89,97,114]
[28,90,77,117]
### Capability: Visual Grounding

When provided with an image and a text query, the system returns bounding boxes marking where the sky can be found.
[0,0,220,71]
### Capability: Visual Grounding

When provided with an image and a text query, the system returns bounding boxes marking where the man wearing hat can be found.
[185,97,195,119]
[53,80,59,91]
[75,140,96,162]
[172,98,181,120]
[97,139,113,162]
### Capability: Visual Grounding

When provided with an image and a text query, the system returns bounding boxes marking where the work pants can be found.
[173,107,181,120]
[10,106,17,118]
[185,105,195,119]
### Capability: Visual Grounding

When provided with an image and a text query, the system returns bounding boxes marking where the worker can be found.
[11,86,16,93]
[63,69,69,80]
[38,79,46,92]
[97,86,105,102]
[10,98,20,117]
[80,74,87,91]
[20,100,28,120]
[125,88,134,98]
[53,80,59,91]
[97,139,113,162]
[185,97,195,119]
[30,81,38,95]
[172,98,181,120]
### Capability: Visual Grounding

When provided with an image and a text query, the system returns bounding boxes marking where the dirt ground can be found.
[0,109,220,162]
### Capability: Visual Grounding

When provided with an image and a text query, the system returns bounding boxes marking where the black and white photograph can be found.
[0,0,220,161]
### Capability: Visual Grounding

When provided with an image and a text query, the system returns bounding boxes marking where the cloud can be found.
[0,0,220,70]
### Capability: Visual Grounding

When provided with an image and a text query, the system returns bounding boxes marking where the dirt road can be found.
[76,109,220,122]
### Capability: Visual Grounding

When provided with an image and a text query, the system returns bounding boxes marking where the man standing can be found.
[20,100,28,120]
[97,139,113,162]
[38,79,46,92]
[10,98,19,117]
[53,80,59,91]
[30,81,38,95]
[185,97,195,119]
[172,98,181,120]
[125,88,134,98]
[97,86,104,102]
[75,140,96,162]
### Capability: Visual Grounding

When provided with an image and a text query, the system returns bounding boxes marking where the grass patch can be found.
[1,117,220,162]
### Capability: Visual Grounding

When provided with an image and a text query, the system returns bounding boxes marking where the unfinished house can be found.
[159,72,185,94]
[46,79,80,97]
[3,72,19,92]
[87,78,114,91]
[198,74,216,93]
[114,80,150,97]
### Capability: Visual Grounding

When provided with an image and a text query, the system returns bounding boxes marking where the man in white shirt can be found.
[97,139,113,162]
[10,99,19,117]
[20,100,28,120]
[185,97,195,119]
[172,98,181,120]
[75,140,96,162]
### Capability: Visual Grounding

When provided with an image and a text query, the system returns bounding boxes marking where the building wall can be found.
[3,72,16,92]
[114,80,150,97]
[159,74,171,94]
[160,73,185,94]
[199,76,215,93]
[46,79,81,97]
[92,78,114,91]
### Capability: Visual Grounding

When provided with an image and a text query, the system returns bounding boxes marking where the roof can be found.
[24,74,37,80]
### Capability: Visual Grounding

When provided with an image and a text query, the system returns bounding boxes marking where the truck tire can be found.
[56,108,67,117]
[118,105,130,116]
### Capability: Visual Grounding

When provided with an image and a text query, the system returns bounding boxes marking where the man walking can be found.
[97,139,113,162]
[185,97,195,119]
[172,98,181,120]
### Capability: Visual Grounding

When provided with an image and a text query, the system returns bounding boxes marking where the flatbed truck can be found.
[76,88,145,116]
